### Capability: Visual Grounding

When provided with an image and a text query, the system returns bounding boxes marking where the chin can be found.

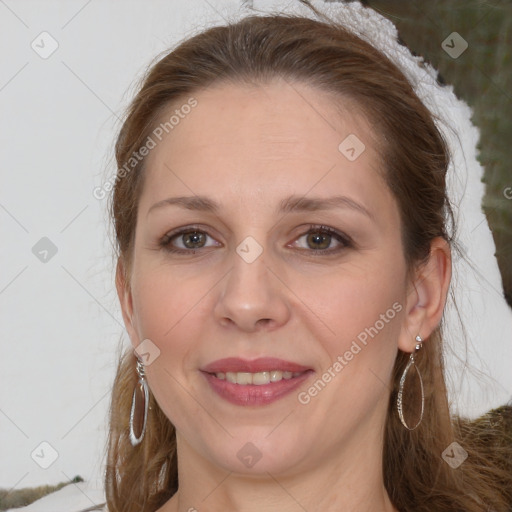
[202,433,309,476]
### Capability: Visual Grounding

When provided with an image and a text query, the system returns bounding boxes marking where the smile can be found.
[200,358,314,406]
[213,370,304,385]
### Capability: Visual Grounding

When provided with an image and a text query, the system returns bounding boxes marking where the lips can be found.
[200,357,314,406]
[201,357,311,374]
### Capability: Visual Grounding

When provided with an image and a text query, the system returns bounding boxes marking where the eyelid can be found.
[159,224,221,250]
[289,224,353,254]
[159,223,353,255]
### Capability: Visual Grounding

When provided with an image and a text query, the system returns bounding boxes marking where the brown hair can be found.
[105,3,512,511]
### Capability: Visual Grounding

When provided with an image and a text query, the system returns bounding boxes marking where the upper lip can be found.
[201,357,312,374]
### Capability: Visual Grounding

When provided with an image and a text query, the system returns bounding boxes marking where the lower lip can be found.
[201,371,314,406]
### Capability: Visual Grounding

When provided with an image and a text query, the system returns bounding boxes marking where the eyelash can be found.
[158,224,353,256]
[292,225,353,255]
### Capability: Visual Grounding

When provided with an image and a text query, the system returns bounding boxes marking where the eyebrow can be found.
[278,195,374,220]
[147,194,374,220]
[147,196,219,216]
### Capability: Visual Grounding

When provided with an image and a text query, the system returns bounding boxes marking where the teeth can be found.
[270,370,282,382]
[235,372,252,385]
[216,370,303,385]
[253,371,270,385]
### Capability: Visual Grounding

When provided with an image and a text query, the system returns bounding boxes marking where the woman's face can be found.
[119,79,415,476]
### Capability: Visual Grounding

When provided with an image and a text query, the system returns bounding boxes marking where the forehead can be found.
[139,79,391,215]
[152,79,373,159]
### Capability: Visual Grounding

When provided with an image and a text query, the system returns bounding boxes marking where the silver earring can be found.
[397,335,424,431]
[129,357,149,446]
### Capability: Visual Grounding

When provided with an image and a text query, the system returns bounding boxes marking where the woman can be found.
[104,2,512,511]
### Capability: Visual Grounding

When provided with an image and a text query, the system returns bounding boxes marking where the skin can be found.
[117,79,451,512]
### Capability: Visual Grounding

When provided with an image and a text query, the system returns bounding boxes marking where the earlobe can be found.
[398,237,452,352]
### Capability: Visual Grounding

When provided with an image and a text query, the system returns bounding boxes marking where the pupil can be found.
[184,231,204,248]
[308,232,330,250]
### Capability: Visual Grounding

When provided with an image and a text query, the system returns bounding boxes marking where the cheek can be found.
[130,265,208,360]
[299,260,406,364]
[297,270,404,426]
[131,267,211,425]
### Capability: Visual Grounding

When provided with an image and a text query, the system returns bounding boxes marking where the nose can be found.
[213,246,291,333]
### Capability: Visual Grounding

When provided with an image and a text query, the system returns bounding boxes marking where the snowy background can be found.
[1,0,511,510]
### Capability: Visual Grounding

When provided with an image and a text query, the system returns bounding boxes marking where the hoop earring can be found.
[129,357,149,446]
[397,335,424,431]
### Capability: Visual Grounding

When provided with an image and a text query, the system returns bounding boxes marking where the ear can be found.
[398,237,452,352]
[115,257,139,348]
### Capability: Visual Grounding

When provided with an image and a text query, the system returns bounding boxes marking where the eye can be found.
[159,227,220,253]
[292,225,352,254]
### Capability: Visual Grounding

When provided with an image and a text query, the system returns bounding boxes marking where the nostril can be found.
[220,317,236,327]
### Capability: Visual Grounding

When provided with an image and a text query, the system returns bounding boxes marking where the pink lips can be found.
[200,357,314,406]
[201,357,311,374]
